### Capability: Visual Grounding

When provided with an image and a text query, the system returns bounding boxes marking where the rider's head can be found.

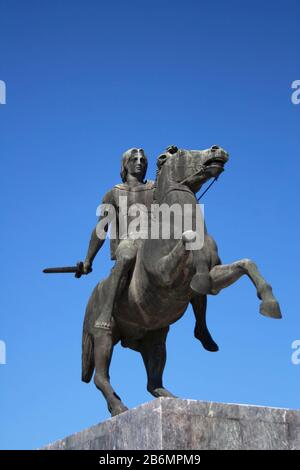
[121,148,148,183]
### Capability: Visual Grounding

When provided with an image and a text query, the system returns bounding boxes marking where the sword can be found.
[43,261,89,278]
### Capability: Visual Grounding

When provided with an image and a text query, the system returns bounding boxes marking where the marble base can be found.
[42,398,300,450]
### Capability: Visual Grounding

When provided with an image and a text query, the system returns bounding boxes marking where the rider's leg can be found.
[191,294,219,352]
[94,240,138,329]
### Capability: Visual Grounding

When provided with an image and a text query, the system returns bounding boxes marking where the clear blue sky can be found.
[0,0,299,450]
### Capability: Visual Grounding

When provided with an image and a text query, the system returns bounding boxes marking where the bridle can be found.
[178,164,218,201]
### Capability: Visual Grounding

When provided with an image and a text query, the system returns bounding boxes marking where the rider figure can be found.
[82,147,217,352]
[82,148,154,330]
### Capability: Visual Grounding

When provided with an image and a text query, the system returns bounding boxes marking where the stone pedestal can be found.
[42,398,300,450]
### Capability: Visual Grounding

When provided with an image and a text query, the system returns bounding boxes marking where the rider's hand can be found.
[83,260,93,275]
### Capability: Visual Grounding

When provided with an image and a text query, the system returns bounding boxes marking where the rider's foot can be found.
[94,320,112,330]
[190,272,211,295]
[94,304,114,330]
[194,324,219,352]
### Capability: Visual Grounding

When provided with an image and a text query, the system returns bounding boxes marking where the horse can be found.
[81,145,281,417]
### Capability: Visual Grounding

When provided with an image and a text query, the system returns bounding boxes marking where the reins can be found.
[197,177,218,201]
[178,165,218,201]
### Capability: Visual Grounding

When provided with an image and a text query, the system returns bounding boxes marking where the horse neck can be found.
[155,167,198,207]
[153,170,202,245]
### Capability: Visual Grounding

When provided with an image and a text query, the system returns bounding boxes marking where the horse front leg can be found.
[93,329,129,417]
[209,259,281,319]
[155,231,194,286]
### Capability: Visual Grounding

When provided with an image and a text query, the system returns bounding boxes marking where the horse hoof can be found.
[194,326,219,352]
[110,404,129,417]
[151,388,177,398]
[259,300,282,319]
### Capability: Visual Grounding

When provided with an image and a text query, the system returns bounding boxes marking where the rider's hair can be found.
[120,148,148,183]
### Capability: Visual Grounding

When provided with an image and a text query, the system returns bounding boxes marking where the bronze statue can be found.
[44,145,281,418]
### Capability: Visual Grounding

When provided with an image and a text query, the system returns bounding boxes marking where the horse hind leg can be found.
[93,329,128,417]
[138,328,177,398]
[191,294,219,352]
[209,259,281,319]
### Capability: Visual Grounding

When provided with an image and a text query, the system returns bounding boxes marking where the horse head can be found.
[155,145,229,200]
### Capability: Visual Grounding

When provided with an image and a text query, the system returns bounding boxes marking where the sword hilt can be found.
[43,261,90,278]
[74,261,84,279]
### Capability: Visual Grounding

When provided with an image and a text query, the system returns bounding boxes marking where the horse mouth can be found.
[204,157,226,169]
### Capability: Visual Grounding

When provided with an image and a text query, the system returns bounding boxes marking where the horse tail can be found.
[81,330,94,383]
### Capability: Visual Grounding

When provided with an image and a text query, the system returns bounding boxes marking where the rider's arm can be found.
[83,190,114,272]
[84,227,105,266]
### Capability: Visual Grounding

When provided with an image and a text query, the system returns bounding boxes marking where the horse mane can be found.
[154,147,186,202]
[155,146,182,185]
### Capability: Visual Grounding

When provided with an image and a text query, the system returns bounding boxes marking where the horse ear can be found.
[157,153,168,170]
[166,145,178,154]
[157,145,179,170]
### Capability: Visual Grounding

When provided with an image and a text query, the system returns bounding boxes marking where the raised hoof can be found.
[259,300,282,319]
[110,403,129,417]
[194,326,219,352]
[190,273,211,296]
